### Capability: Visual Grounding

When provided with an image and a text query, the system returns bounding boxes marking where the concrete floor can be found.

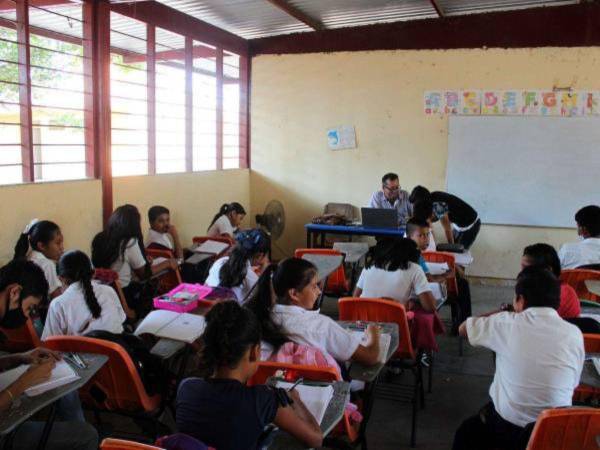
[98,283,515,449]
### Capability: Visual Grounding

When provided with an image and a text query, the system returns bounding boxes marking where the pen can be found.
[64,353,84,369]
[73,353,88,369]
[287,378,303,392]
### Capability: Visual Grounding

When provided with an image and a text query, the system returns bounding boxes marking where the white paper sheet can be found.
[426,262,450,276]
[135,310,206,343]
[0,360,80,397]
[276,382,334,425]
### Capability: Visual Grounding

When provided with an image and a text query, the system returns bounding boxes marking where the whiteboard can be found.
[447,116,600,228]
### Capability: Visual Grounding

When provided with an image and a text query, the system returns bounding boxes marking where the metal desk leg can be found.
[358,375,380,450]
[36,403,57,450]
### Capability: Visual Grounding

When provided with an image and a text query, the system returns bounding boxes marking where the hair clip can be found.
[23,218,40,234]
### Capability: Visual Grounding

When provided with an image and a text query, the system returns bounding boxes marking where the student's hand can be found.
[366,324,381,341]
[168,224,179,237]
[288,388,304,406]
[21,348,62,365]
[17,358,55,389]
[168,258,179,270]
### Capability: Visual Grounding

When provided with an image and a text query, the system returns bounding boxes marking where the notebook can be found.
[0,360,80,397]
[134,309,206,343]
[276,381,334,425]
[352,330,392,363]
[193,240,229,255]
[426,262,450,276]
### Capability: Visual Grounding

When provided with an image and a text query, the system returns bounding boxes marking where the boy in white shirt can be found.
[558,205,600,269]
[146,205,183,260]
[453,266,584,450]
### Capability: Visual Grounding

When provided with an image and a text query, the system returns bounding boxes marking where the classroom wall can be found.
[249,47,599,279]
[0,179,103,264]
[113,169,251,247]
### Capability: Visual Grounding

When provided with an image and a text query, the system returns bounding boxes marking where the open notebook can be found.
[193,240,229,255]
[275,382,334,425]
[0,360,80,397]
[134,310,206,343]
[352,331,392,363]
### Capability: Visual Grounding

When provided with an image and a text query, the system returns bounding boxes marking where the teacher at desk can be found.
[368,172,413,226]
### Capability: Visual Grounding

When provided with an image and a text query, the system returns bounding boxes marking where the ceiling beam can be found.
[429,0,444,18]
[249,2,600,55]
[265,0,324,31]
[123,45,217,63]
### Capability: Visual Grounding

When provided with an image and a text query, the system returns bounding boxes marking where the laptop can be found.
[361,207,398,229]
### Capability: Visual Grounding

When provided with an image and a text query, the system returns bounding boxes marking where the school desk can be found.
[581,353,600,389]
[268,380,350,450]
[0,353,107,450]
[333,242,369,290]
[305,223,406,248]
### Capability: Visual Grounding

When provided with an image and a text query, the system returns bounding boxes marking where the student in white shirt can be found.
[145,205,183,259]
[453,267,584,450]
[14,219,64,299]
[42,250,126,340]
[92,204,178,318]
[558,205,600,269]
[206,202,246,239]
[246,257,380,365]
[205,229,270,304]
[354,237,438,312]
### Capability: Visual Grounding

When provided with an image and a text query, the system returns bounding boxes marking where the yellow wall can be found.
[249,47,599,279]
[113,169,251,246]
[0,179,103,263]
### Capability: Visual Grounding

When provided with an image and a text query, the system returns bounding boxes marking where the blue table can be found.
[305,223,406,247]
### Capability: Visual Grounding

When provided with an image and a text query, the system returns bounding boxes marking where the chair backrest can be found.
[422,251,458,296]
[526,408,600,450]
[338,297,414,360]
[93,268,136,320]
[0,318,41,352]
[145,248,182,293]
[294,248,348,295]
[101,438,164,450]
[248,360,341,386]
[560,269,600,302]
[583,333,600,353]
[43,336,161,412]
[566,318,600,335]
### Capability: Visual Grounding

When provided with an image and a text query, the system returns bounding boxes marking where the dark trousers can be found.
[452,402,535,450]
[453,219,481,250]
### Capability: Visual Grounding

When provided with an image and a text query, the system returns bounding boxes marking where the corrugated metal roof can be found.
[157,0,579,39]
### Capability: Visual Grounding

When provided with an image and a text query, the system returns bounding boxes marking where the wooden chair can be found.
[526,407,600,450]
[93,268,136,321]
[338,297,423,447]
[560,269,600,302]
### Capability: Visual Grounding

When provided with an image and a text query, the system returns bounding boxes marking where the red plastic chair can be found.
[146,248,182,294]
[422,251,458,297]
[93,269,136,321]
[338,297,422,447]
[560,269,600,302]
[43,336,162,435]
[101,439,163,450]
[294,248,349,295]
[0,318,41,352]
[247,361,358,442]
[526,408,600,450]
[575,334,600,403]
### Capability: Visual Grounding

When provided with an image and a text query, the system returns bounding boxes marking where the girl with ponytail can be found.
[14,219,64,299]
[205,228,270,303]
[41,250,126,339]
[246,258,381,367]
[176,300,323,450]
[206,202,246,238]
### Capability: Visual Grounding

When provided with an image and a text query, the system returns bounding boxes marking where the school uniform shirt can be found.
[271,304,363,362]
[368,190,412,226]
[558,237,600,269]
[145,229,173,251]
[29,250,61,295]
[110,238,147,288]
[207,215,236,238]
[176,377,282,450]
[356,262,431,302]
[430,191,478,229]
[41,281,126,340]
[558,282,581,319]
[466,308,584,428]
[204,257,258,303]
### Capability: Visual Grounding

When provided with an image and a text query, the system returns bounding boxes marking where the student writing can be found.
[176,301,323,450]
[207,202,246,239]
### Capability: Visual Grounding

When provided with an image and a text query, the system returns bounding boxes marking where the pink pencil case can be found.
[153,283,214,313]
